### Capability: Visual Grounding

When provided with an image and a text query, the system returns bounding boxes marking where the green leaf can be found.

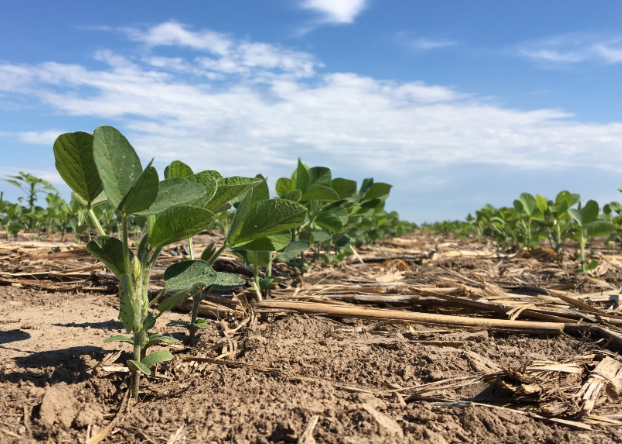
[356,199,383,216]
[150,206,215,248]
[310,229,332,243]
[359,178,374,194]
[247,250,271,266]
[307,167,332,188]
[104,335,134,344]
[157,282,206,314]
[275,178,296,197]
[519,193,537,217]
[295,158,310,192]
[93,126,142,209]
[230,199,307,247]
[300,185,340,203]
[205,177,261,212]
[141,350,173,367]
[315,205,348,232]
[53,132,103,203]
[586,221,616,238]
[200,241,217,263]
[127,359,151,375]
[237,231,291,251]
[212,272,246,290]
[281,190,302,202]
[536,195,548,213]
[251,174,270,205]
[119,274,134,334]
[120,163,159,214]
[568,208,583,226]
[362,182,392,202]
[86,236,133,277]
[164,260,218,292]
[583,200,600,225]
[335,235,351,249]
[330,178,357,199]
[277,240,310,262]
[135,178,206,216]
[228,182,258,243]
[193,319,211,329]
[185,170,221,208]
[586,260,599,271]
[164,161,193,179]
[91,191,108,207]
[556,191,574,208]
[609,201,622,214]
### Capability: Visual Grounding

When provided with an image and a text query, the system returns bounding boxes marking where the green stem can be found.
[131,330,142,398]
[266,253,273,278]
[122,215,131,280]
[88,207,106,236]
[188,237,195,260]
[189,295,202,344]
[253,262,261,292]
[579,228,587,272]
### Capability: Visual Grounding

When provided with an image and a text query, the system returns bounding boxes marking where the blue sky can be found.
[1,0,622,223]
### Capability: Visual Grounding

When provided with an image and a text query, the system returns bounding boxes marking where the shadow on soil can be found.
[2,345,107,386]
[52,320,125,330]
[0,329,31,344]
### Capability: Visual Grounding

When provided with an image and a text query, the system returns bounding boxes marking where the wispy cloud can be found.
[1,22,622,190]
[393,32,457,52]
[299,0,368,24]
[408,37,457,50]
[124,21,322,78]
[518,33,622,64]
[0,130,65,145]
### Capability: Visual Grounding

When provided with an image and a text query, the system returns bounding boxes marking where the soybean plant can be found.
[162,161,307,306]
[54,127,226,398]
[567,200,615,273]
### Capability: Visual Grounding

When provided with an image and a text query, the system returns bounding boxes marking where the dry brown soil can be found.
[1,283,621,443]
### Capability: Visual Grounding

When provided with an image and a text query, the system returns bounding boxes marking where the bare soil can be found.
[1,233,621,443]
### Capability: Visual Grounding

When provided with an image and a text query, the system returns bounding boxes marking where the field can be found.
[1,229,621,444]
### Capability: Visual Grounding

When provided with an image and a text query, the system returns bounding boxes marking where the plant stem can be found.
[123,214,142,399]
[189,295,201,344]
[88,207,106,236]
[579,228,587,272]
[266,253,273,278]
[188,237,195,260]
[122,215,131,280]
[253,262,261,293]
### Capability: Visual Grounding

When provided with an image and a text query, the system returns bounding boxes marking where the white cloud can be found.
[125,21,320,78]
[594,44,622,63]
[0,130,64,145]
[518,33,622,64]
[407,37,457,50]
[300,0,368,24]
[17,130,64,145]
[126,21,232,54]
[2,22,622,188]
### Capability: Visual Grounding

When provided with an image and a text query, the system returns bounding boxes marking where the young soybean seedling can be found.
[163,262,246,344]
[54,127,218,398]
[223,180,307,299]
[568,200,616,273]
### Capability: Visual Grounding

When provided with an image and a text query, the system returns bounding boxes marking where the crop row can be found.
[1,126,415,398]
[425,191,622,273]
